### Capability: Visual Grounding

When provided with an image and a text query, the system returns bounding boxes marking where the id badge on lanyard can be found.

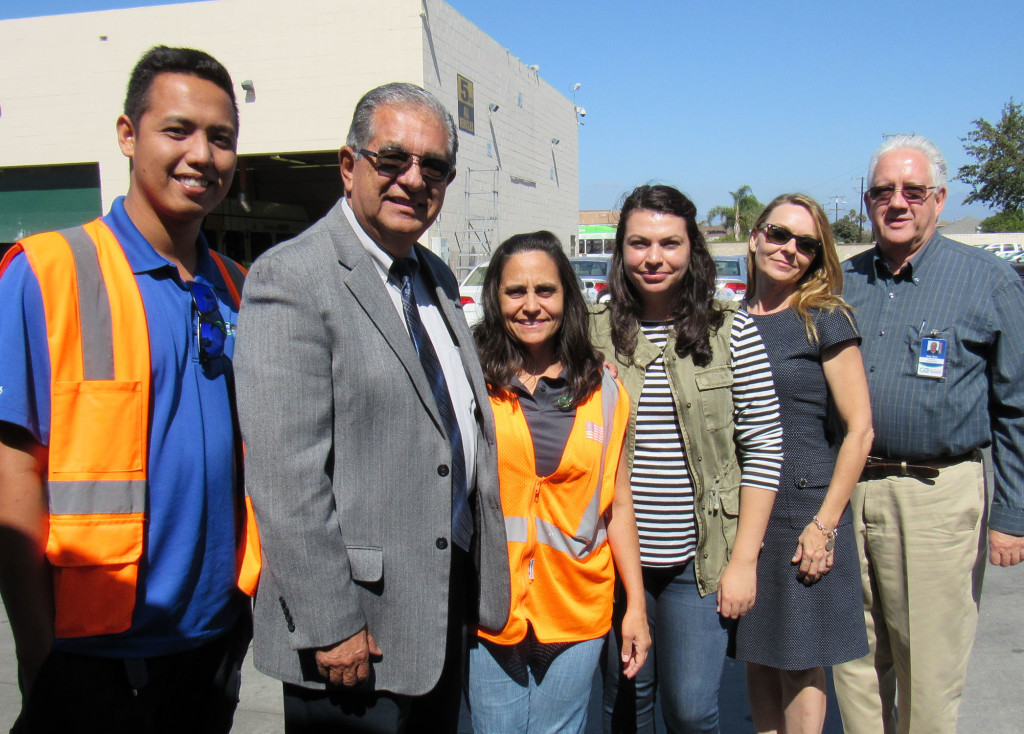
[917,334,948,379]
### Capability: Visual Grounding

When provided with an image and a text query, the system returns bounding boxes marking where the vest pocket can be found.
[50,380,145,474]
[46,512,144,637]
[694,366,735,431]
[717,482,740,556]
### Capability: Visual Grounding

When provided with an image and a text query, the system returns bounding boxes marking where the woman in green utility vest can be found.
[593,184,784,734]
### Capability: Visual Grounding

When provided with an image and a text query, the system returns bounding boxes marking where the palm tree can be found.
[707,186,764,241]
[729,185,752,241]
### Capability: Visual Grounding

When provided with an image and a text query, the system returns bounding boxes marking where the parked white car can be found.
[982,243,1024,259]
[459,261,488,326]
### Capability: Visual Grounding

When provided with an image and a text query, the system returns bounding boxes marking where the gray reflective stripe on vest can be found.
[571,370,619,541]
[502,370,619,560]
[505,515,529,544]
[502,515,608,561]
[48,479,147,515]
[536,515,607,560]
[50,228,148,516]
[60,226,115,381]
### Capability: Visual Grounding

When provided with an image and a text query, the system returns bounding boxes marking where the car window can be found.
[572,260,609,277]
[715,259,741,277]
[464,265,488,287]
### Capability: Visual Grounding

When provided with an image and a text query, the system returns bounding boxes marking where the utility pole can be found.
[828,195,847,224]
[854,176,865,242]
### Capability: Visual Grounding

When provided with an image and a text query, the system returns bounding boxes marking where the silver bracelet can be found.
[812,515,837,552]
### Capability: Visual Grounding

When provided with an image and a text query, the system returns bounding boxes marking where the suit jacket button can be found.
[436,537,449,550]
[797,478,808,488]
[438,464,450,477]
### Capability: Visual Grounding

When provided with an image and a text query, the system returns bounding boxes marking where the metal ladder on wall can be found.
[454,167,498,281]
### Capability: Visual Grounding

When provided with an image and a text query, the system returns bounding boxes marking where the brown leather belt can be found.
[861,452,980,481]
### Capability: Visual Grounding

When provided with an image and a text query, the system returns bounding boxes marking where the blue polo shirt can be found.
[0,197,244,656]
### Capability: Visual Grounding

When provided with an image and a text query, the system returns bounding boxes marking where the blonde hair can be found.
[746,193,853,344]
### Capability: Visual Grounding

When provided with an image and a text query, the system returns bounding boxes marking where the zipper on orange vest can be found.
[524,477,540,587]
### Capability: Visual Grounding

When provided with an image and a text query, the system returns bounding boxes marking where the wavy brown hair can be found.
[746,193,853,344]
[607,184,724,366]
[473,231,602,406]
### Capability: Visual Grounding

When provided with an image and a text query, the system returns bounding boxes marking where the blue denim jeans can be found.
[603,561,731,734]
[468,635,604,734]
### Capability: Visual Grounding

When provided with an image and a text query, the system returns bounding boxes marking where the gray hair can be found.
[868,134,947,190]
[346,82,458,163]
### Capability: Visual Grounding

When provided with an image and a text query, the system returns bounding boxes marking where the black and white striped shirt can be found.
[631,309,783,567]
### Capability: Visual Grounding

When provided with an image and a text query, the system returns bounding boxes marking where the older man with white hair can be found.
[834,135,1024,734]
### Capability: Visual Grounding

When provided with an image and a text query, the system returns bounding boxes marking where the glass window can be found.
[465,265,488,286]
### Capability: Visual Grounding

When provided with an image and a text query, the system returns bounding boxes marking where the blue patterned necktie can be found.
[390,257,473,551]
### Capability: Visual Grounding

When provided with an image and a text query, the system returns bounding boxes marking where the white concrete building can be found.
[0,0,579,274]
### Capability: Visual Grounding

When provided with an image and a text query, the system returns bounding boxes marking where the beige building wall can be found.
[0,0,577,268]
[419,0,578,271]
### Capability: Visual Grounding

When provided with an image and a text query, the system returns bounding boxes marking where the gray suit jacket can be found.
[234,200,510,695]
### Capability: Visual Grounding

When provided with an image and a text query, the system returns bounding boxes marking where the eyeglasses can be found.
[866,185,937,205]
[358,148,453,183]
[760,223,822,258]
[187,281,227,362]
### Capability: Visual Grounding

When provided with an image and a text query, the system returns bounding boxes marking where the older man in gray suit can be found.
[235,83,510,732]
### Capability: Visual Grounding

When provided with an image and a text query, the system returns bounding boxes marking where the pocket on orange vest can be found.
[46,513,144,637]
[50,381,145,474]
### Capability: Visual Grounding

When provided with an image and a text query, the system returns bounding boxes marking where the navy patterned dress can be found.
[734,307,869,669]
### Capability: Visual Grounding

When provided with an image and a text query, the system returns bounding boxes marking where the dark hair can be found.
[607,184,724,366]
[473,231,602,406]
[124,46,238,129]
[347,82,458,164]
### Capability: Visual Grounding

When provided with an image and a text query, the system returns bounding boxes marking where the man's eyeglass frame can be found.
[866,185,938,205]
[358,147,454,183]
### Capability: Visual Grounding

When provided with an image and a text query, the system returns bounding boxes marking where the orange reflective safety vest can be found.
[0,220,262,639]
[478,370,630,645]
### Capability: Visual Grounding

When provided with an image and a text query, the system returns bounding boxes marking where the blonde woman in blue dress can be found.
[736,193,873,734]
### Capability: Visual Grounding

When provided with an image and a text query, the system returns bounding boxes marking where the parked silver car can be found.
[571,256,611,303]
[713,255,748,302]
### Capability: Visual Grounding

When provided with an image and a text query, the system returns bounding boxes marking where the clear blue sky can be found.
[3,0,1020,222]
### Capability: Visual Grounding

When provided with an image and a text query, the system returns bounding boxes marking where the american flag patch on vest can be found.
[586,422,604,443]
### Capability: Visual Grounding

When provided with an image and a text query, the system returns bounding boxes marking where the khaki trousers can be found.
[833,457,987,734]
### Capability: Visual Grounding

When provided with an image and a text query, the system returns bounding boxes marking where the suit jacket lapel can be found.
[417,247,496,440]
[326,204,444,430]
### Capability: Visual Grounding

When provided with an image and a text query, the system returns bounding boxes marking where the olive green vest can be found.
[590,304,742,596]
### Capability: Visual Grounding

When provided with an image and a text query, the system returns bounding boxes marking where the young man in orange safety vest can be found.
[0,45,259,733]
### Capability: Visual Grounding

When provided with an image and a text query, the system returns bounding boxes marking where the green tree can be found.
[831,209,869,243]
[957,99,1024,212]
[728,185,752,241]
[708,186,764,240]
[981,209,1024,233]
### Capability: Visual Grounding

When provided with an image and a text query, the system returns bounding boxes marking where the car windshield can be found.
[715,259,742,277]
[464,265,488,286]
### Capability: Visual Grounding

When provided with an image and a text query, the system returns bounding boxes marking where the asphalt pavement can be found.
[1,555,1020,732]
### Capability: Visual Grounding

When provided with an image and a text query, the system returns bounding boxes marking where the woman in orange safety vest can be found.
[466,231,650,733]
